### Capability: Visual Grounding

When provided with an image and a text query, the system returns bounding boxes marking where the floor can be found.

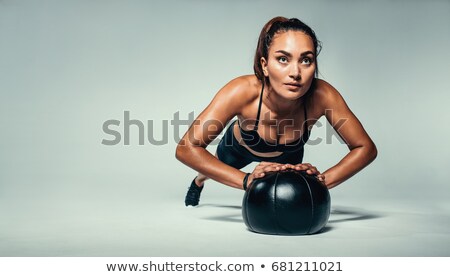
[1,181,448,257]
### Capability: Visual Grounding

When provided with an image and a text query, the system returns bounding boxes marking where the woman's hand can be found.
[247,161,292,186]
[292,163,326,185]
[246,162,326,189]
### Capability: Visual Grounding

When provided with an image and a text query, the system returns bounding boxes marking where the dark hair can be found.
[253,17,322,85]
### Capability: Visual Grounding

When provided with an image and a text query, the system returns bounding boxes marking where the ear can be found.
[260,57,268,77]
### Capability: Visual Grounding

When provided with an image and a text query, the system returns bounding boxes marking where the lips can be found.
[285,83,301,86]
[284,83,302,89]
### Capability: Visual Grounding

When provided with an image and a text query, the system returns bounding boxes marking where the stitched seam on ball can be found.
[300,173,314,234]
[273,172,280,234]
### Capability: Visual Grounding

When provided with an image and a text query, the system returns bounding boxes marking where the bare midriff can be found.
[232,122,284,158]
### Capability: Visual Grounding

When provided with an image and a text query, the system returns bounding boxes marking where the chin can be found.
[286,88,306,98]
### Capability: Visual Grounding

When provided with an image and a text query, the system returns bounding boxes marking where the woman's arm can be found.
[175,76,253,189]
[317,80,378,189]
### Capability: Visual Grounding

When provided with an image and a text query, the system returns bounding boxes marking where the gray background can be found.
[0,0,449,256]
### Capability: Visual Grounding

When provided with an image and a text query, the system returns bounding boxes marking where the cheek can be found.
[267,64,287,81]
[305,65,316,76]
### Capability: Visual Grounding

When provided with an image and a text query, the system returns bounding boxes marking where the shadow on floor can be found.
[200,203,243,223]
[328,205,383,223]
[200,204,241,210]
[200,204,383,225]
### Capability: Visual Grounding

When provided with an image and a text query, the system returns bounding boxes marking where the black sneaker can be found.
[184,178,204,207]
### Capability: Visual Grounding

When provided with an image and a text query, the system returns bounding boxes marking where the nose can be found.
[288,62,301,80]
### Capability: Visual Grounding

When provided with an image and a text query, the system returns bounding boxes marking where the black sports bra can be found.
[237,83,310,153]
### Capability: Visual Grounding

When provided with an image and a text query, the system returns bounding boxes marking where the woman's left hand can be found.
[290,163,326,185]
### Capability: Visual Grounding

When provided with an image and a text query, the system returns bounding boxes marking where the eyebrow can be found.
[275,50,315,57]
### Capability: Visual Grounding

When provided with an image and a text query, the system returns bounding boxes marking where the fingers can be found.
[292,163,321,175]
[253,162,290,179]
[316,174,326,185]
[251,162,322,184]
[247,171,326,191]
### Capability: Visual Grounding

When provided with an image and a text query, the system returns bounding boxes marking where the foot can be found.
[184,177,204,207]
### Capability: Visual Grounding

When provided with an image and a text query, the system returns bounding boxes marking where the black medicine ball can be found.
[242,170,331,235]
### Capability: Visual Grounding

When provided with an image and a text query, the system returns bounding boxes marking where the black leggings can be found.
[216,120,305,169]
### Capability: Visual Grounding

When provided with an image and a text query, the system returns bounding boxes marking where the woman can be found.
[176,16,377,206]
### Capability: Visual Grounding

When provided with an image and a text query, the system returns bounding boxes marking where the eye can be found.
[278,56,288,63]
[302,58,312,65]
[301,57,314,65]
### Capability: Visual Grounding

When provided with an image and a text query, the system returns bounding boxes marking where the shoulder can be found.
[221,75,260,98]
[214,74,261,108]
[312,78,347,111]
[205,75,261,118]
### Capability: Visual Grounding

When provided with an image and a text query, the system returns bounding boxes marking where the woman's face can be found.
[261,30,316,100]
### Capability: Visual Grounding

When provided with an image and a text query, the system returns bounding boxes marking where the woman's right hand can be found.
[246,161,296,188]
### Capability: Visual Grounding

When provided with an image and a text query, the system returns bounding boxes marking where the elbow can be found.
[175,143,188,163]
[175,141,198,165]
[352,140,377,163]
[368,141,378,163]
